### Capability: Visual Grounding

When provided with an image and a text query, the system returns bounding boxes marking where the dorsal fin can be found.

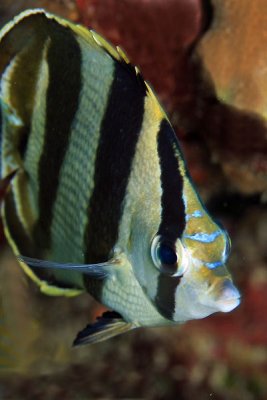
[0,8,168,122]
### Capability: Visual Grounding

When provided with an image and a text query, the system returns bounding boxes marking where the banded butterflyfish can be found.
[0,9,240,349]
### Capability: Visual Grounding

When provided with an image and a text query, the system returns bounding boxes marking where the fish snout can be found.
[213,279,241,312]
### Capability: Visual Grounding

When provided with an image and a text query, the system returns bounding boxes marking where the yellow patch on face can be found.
[194,264,224,293]
[184,234,226,263]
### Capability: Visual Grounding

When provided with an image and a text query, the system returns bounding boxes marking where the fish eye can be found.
[151,236,186,276]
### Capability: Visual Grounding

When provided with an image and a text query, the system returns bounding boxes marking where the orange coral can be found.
[199,0,267,116]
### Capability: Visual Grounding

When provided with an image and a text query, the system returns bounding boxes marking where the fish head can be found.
[148,222,240,322]
[129,181,240,324]
[168,176,241,322]
[172,234,241,322]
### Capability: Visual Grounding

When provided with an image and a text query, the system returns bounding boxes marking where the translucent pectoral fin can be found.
[17,255,115,280]
[73,311,134,346]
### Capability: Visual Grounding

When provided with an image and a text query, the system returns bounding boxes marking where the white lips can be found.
[216,296,241,312]
[215,281,241,313]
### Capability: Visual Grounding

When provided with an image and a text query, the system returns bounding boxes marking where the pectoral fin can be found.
[73,311,134,346]
[17,255,114,280]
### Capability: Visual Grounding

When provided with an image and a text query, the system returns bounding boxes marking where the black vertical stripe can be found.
[155,119,186,320]
[157,119,186,240]
[84,62,147,266]
[155,275,181,320]
[35,23,82,251]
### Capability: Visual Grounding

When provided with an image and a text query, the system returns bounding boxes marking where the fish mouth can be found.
[215,296,241,312]
[213,280,241,313]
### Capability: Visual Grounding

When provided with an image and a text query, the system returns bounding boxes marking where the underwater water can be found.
[0,0,267,399]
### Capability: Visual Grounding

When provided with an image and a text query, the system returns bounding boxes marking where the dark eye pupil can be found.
[158,243,177,266]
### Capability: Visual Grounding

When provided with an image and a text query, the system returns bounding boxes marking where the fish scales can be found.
[35,20,82,255]
[115,88,164,284]
[0,10,240,351]
[98,82,167,321]
[50,37,115,268]
[84,58,147,266]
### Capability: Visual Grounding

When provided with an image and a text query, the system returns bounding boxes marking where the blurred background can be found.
[0,0,267,399]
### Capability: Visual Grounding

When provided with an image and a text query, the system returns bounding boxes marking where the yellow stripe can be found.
[50,36,115,266]
[21,41,50,233]
[116,91,163,302]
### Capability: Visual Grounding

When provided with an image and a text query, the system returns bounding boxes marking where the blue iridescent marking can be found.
[185,210,204,221]
[205,261,224,269]
[184,230,222,243]
[192,210,203,217]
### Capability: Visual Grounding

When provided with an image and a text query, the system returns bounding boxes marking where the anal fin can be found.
[73,311,134,346]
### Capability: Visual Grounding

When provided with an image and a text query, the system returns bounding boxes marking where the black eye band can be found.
[157,241,178,275]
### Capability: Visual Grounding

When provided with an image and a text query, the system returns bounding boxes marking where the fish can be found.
[0,9,240,349]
